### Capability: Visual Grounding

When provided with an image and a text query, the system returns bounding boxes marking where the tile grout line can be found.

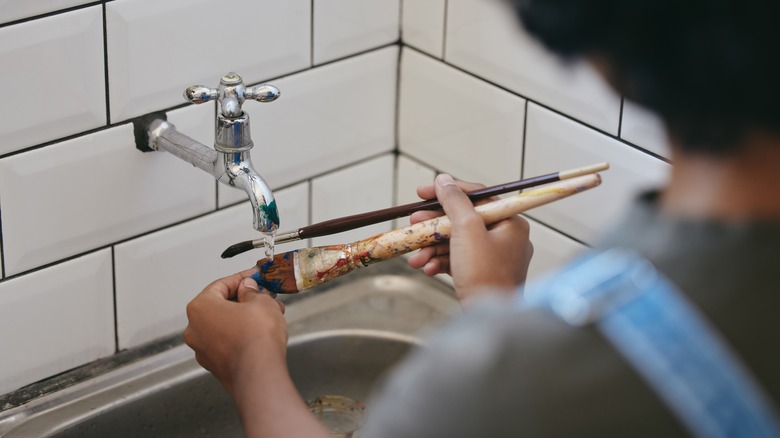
[310,0,315,67]
[523,212,591,248]
[306,179,313,249]
[0,1,103,29]
[0,207,5,278]
[520,99,529,179]
[0,205,219,284]
[102,3,111,124]
[441,0,449,58]
[111,246,119,353]
[393,41,403,156]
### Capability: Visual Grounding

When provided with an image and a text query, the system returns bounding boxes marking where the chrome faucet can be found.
[138,72,281,234]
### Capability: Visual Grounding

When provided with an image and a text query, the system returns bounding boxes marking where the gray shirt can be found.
[361,192,780,437]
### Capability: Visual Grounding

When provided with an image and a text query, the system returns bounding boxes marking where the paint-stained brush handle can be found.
[295,162,608,240]
[252,173,602,294]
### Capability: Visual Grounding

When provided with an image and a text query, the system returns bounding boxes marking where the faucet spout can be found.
[220,151,279,233]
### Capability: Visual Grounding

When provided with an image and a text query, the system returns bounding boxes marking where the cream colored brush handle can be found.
[356,173,602,260]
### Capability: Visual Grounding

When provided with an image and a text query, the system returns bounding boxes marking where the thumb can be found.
[435,174,485,234]
[237,277,260,303]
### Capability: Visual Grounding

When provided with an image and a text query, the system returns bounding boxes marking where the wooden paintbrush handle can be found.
[357,173,601,261]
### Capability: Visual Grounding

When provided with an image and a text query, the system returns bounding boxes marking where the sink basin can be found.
[0,266,458,437]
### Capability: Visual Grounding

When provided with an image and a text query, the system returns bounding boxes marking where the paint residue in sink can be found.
[306,395,365,437]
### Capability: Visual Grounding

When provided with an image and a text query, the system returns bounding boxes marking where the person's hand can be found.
[407,174,534,302]
[184,267,287,394]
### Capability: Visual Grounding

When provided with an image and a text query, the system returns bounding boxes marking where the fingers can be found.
[423,256,450,276]
[237,277,261,302]
[416,178,487,200]
[407,244,450,268]
[238,277,285,310]
[435,174,486,236]
[410,209,443,225]
[200,267,260,301]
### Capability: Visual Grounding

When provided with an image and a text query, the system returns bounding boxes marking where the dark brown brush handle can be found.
[297,171,559,240]
[222,162,608,258]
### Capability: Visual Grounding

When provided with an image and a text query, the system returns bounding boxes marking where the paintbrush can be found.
[222,162,609,258]
[250,173,602,294]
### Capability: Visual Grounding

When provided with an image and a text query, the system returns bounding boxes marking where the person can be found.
[183,0,780,436]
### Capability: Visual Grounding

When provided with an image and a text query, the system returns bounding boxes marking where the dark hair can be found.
[508,0,780,153]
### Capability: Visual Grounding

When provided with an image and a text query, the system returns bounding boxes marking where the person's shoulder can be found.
[427,294,609,371]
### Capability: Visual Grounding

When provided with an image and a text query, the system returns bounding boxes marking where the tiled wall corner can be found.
[524,103,670,244]
[395,155,436,205]
[220,46,398,201]
[115,182,310,350]
[311,154,395,246]
[621,100,671,158]
[0,249,114,394]
[0,123,215,276]
[399,48,525,185]
[106,0,311,122]
[0,1,95,25]
[445,0,621,134]
[0,6,105,155]
[313,0,400,65]
[401,0,446,58]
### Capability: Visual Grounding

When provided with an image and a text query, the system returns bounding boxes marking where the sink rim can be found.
[288,328,422,349]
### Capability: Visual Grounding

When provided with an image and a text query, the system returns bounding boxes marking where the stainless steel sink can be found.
[0,265,458,437]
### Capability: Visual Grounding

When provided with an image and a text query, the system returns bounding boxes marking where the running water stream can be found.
[262,233,275,260]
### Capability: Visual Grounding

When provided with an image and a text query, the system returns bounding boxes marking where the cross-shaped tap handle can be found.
[183,72,280,118]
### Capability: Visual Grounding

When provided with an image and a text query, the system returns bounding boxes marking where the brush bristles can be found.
[221,240,256,259]
[252,252,299,294]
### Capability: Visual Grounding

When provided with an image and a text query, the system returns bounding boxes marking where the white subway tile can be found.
[311,154,395,246]
[106,0,311,122]
[314,0,400,64]
[396,155,435,206]
[621,100,671,158]
[401,0,446,58]
[0,0,95,24]
[399,48,525,185]
[166,102,215,150]
[0,124,215,276]
[114,183,309,349]
[395,155,435,229]
[0,249,114,394]
[0,6,105,155]
[445,0,621,134]
[525,216,586,282]
[524,103,670,244]
[222,46,397,196]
